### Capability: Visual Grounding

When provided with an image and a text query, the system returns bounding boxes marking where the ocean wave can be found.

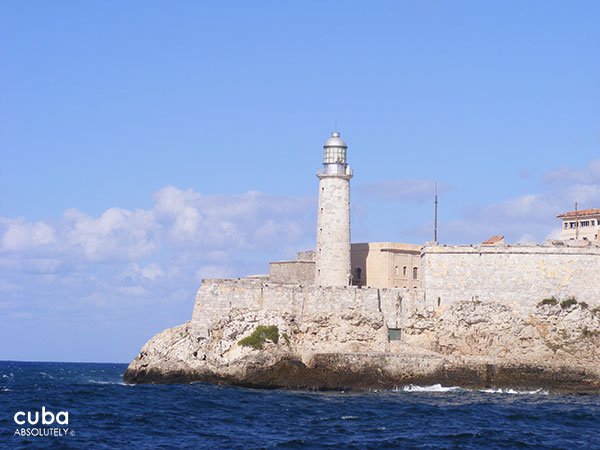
[396,384,549,395]
[479,388,549,395]
[87,379,133,386]
[400,384,462,392]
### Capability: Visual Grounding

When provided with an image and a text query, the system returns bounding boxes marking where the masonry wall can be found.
[351,243,422,289]
[315,175,351,287]
[190,278,424,338]
[269,261,315,285]
[422,244,600,312]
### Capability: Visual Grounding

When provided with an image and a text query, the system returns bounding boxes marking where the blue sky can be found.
[1,1,599,362]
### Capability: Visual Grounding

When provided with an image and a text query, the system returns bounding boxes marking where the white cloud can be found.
[1,218,56,251]
[63,207,159,262]
[139,263,164,281]
[434,162,600,244]
[0,186,315,326]
[544,159,600,184]
[151,186,314,250]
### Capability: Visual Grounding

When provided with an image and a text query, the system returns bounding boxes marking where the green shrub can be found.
[282,332,291,346]
[238,325,279,350]
[538,297,558,306]
[579,301,589,309]
[560,297,578,309]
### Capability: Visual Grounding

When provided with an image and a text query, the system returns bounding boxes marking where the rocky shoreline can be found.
[124,351,600,394]
[124,300,600,393]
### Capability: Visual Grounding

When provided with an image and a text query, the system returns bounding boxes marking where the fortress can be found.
[126,131,600,391]
[190,132,600,342]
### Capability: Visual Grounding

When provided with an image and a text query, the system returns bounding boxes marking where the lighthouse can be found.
[315,131,353,287]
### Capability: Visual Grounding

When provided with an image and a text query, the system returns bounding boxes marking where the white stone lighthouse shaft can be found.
[315,132,352,287]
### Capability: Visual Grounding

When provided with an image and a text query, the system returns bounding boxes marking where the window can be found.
[403,266,407,276]
[388,328,401,341]
[412,267,418,280]
[324,148,346,164]
[394,266,399,275]
[354,267,362,280]
[564,223,568,229]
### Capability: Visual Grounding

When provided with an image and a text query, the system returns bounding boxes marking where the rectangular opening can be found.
[388,328,401,341]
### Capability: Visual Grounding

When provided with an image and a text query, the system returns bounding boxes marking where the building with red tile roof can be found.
[557,208,600,240]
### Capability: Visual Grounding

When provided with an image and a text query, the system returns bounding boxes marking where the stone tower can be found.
[315,131,353,287]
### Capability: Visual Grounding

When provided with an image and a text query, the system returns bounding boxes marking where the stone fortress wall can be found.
[190,277,423,339]
[421,241,600,312]
[269,260,315,285]
[191,240,600,340]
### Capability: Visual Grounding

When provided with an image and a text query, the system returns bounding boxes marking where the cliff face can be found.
[124,300,600,392]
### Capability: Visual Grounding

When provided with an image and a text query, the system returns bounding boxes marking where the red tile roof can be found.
[557,208,600,219]
[482,235,504,245]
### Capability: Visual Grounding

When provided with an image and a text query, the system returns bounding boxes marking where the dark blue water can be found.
[1,361,600,449]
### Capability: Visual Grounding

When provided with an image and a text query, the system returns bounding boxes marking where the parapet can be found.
[422,242,600,256]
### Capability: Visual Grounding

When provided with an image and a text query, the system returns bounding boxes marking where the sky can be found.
[1,1,599,363]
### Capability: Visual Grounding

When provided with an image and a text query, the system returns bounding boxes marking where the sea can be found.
[1,361,599,449]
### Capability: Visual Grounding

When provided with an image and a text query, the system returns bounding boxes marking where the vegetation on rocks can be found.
[238,325,279,350]
[538,297,558,306]
[560,297,578,309]
[538,296,587,310]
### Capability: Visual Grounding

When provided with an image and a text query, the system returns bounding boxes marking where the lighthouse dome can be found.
[324,131,347,148]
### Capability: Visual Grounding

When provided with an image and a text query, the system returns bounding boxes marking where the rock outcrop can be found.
[124,300,600,392]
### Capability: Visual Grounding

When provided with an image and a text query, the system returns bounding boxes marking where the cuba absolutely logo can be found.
[13,406,73,437]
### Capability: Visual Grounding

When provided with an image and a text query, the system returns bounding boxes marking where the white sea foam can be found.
[1,388,10,392]
[395,384,549,395]
[401,384,462,392]
[341,416,358,420]
[87,379,132,386]
[479,388,549,395]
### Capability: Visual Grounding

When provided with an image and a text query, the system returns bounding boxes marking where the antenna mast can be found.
[434,183,438,243]
[575,201,579,240]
